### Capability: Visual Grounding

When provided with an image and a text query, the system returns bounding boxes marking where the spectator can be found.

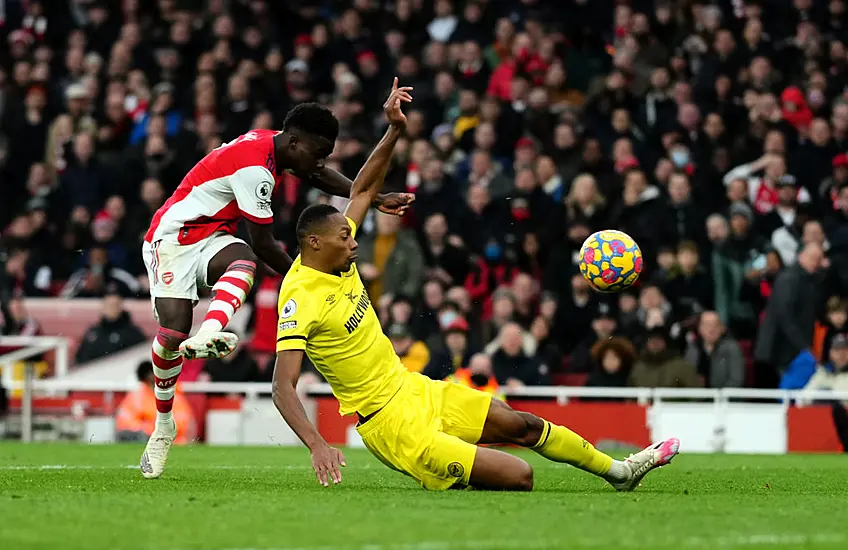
[636,284,675,336]
[490,322,549,387]
[115,361,196,444]
[571,301,619,374]
[713,203,765,338]
[74,292,146,363]
[723,154,810,217]
[203,327,265,383]
[419,212,468,287]
[482,288,515,345]
[556,273,598,353]
[685,311,746,388]
[466,150,512,199]
[384,294,414,331]
[563,173,607,232]
[755,243,828,387]
[773,218,829,267]
[445,285,483,351]
[388,323,430,374]
[820,297,848,363]
[415,279,445,341]
[3,0,848,394]
[795,334,848,399]
[59,131,107,213]
[586,337,637,390]
[510,272,538,328]
[357,212,424,304]
[664,241,713,331]
[423,317,473,381]
[61,246,140,298]
[446,353,504,401]
[629,326,703,388]
[0,294,41,344]
[666,172,707,248]
[609,169,669,262]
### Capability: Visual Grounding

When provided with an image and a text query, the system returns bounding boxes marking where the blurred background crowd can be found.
[1,0,848,397]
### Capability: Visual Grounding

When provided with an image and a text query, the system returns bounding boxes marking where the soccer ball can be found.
[578,230,643,293]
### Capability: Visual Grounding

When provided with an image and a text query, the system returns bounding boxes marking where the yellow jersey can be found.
[275,217,406,417]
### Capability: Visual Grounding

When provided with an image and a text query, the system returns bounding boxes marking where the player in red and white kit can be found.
[140,89,414,478]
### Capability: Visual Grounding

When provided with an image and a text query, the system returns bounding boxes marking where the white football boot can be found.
[140,418,177,479]
[610,437,680,492]
[179,331,239,360]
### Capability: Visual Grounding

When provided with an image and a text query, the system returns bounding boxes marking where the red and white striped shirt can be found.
[145,130,283,245]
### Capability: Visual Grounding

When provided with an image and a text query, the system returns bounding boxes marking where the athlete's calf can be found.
[469,399,680,492]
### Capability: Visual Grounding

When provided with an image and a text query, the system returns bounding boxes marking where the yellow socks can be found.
[531,420,614,476]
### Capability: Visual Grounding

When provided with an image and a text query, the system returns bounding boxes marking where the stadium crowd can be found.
[1,0,848,396]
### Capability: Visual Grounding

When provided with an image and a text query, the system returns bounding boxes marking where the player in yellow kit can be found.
[271,79,680,491]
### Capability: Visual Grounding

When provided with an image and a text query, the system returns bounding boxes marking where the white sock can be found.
[605,460,631,483]
[156,411,174,426]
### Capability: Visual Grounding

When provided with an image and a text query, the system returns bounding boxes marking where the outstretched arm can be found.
[303,166,354,198]
[305,158,414,216]
[272,349,346,486]
[344,78,414,228]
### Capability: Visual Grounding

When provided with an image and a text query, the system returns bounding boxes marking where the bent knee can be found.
[510,462,534,491]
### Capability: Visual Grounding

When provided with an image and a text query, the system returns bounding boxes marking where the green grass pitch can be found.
[1,444,845,550]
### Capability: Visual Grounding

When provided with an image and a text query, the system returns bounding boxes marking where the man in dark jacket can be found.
[75,292,147,364]
[629,326,703,388]
[754,243,827,387]
[610,168,673,263]
[685,311,746,388]
[490,322,549,386]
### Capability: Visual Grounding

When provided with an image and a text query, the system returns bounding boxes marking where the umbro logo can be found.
[326,294,336,304]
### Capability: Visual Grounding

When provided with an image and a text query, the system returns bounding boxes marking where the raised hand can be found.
[383,77,413,128]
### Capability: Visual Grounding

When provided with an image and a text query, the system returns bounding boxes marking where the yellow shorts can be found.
[355,372,493,491]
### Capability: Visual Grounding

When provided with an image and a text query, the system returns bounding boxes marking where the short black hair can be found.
[136,360,154,383]
[296,203,341,243]
[283,103,339,143]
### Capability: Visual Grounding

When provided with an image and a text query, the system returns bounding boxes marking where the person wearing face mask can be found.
[424,317,475,381]
[445,353,505,401]
[425,303,464,353]
[669,145,695,175]
[464,237,519,305]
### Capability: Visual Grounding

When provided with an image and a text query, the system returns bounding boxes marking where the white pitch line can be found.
[196,533,848,550]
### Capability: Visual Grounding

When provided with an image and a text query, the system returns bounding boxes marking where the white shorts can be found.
[142,232,246,307]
